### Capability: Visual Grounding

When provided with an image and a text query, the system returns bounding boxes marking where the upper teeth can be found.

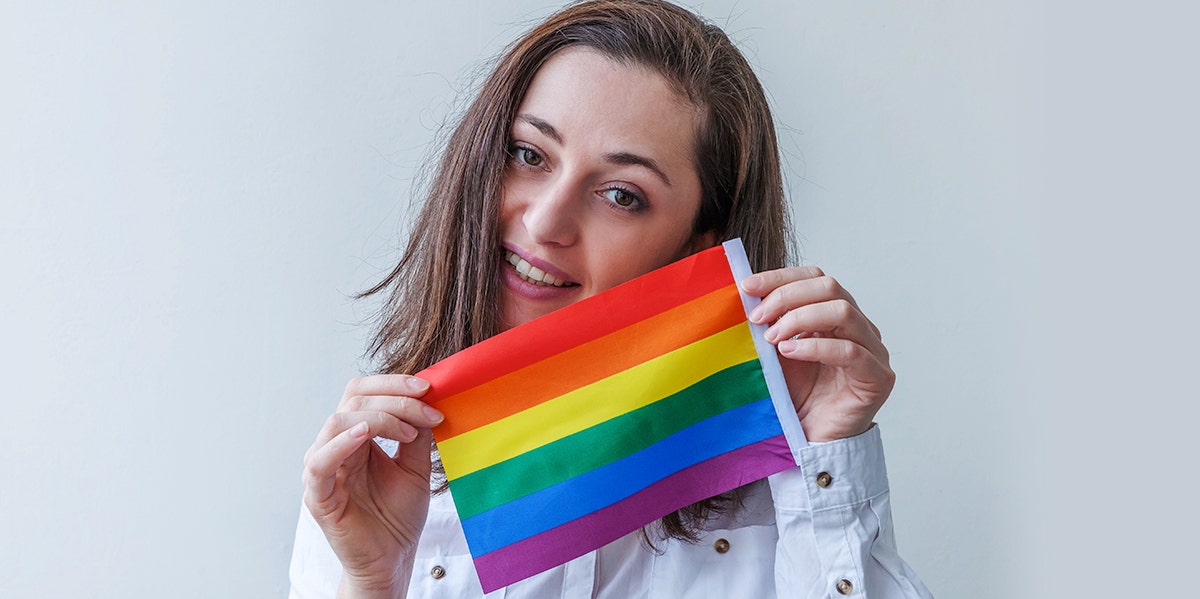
[506,251,571,287]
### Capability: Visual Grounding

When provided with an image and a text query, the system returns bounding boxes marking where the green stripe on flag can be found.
[447,359,770,519]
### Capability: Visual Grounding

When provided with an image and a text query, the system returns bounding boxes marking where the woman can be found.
[291,1,932,597]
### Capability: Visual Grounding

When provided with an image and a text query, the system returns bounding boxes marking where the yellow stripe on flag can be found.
[438,323,759,480]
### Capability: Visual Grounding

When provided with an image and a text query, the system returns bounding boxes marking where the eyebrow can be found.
[517,114,563,144]
[515,113,674,188]
[601,151,672,187]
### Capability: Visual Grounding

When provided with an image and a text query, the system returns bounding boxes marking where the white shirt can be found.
[289,426,932,598]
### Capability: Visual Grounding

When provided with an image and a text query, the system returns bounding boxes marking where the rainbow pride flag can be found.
[417,239,806,592]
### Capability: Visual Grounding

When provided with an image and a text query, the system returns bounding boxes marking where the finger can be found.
[748,276,881,340]
[764,299,887,359]
[303,421,372,507]
[748,275,857,321]
[777,337,896,397]
[315,410,421,449]
[740,266,825,297]
[340,375,430,407]
[340,394,445,429]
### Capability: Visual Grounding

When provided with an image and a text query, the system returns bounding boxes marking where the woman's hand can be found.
[302,374,444,597]
[741,267,894,443]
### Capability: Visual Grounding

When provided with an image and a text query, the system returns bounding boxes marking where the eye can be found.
[509,144,544,168]
[602,187,644,210]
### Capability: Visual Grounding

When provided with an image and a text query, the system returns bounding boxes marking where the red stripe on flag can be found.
[418,244,733,401]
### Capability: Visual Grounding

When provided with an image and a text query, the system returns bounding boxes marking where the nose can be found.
[520,177,581,247]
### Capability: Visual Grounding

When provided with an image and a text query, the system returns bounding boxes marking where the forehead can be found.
[516,48,701,156]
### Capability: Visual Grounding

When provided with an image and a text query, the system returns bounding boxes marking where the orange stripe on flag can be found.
[431,284,745,440]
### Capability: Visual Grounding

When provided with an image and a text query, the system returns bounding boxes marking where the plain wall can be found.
[2,1,1195,597]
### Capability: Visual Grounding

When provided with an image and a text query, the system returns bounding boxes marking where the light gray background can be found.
[2,1,1195,597]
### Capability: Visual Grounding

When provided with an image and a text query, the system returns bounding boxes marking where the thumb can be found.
[392,427,434,478]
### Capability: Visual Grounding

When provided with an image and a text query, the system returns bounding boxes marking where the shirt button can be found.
[431,565,446,580]
[713,538,730,553]
[836,578,853,595]
[816,472,833,488]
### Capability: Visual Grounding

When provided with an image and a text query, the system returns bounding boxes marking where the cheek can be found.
[589,230,688,287]
[499,175,543,231]
[498,187,521,231]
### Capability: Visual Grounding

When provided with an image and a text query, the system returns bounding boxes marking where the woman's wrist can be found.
[337,548,416,599]
[336,568,411,599]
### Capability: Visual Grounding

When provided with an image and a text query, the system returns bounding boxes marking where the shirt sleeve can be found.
[767,425,934,598]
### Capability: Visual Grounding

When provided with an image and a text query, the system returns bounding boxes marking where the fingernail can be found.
[406,377,430,393]
[763,326,777,343]
[749,304,765,323]
[423,405,444,424]
[350,422,369,438]
[778,340,797,353]
[741,275,762,292]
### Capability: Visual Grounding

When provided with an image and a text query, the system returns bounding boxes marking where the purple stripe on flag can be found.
[472,434,795,593]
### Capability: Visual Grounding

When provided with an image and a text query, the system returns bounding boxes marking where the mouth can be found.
[504,249,579,288]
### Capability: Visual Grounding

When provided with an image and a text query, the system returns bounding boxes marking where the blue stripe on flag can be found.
[460,397,785,555]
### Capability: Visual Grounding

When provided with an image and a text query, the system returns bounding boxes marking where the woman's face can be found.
[499,48,714,329]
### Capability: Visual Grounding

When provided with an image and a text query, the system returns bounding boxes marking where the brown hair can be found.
[363,0,791,543]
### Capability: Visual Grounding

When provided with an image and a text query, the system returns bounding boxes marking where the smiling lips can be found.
[504,249,577,288]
